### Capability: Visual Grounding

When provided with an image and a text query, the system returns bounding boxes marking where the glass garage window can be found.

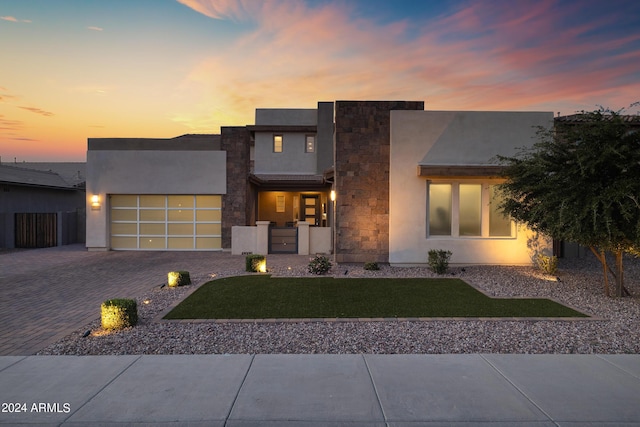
[110,195,222,250]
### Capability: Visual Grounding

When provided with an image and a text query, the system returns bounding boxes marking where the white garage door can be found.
[110,195,222,250]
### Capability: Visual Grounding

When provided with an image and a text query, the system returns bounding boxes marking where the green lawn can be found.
[163,275,587,319]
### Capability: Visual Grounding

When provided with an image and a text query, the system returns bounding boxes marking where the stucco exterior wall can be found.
[255,109,317,126]
[86,149,226,250]
[389,110,554,265]
[254,132,318,174]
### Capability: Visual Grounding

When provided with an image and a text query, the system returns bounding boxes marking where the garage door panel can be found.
[111,209,137,221]
[168,210,193,221]
[168,195,194,208]
[140,195,166,208]
[197,195,221,208]
[111,223,137,235]
[168,223,194,235]
[168,237,193,249]
[141,237,166,249]
[196,210,221,221]
[140,210,166,221]
[196,237,221,249]
[111,236,137,249]
[110,195,221,251]
[196,223,221,235]
[139,223,165,235]
[111,195,138,207]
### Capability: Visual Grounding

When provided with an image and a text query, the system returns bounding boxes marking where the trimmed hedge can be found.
[246,254,266,272]
[101,298,138,330]
[168,271,191,287]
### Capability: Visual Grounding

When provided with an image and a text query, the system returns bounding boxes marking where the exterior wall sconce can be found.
[330,190,336,202]
[91,194,101,210]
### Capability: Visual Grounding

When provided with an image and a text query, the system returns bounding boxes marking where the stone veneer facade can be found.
[220,126,251,249]
[334,101,424,263]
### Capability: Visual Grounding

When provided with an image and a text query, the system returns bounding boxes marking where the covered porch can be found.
[232,174,334,255]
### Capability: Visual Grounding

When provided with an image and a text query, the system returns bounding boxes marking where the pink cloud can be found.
[176,0,639,130]
[1,15,31,23]
[176,0,261,21]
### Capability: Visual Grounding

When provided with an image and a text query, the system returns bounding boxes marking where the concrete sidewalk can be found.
[1,354,640,426]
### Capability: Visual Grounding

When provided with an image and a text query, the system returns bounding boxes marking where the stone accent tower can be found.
[334,101,424,263]
[220,126,251,249]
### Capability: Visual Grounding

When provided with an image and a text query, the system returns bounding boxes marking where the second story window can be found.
[273,135,283,153]
[305,135,316,153]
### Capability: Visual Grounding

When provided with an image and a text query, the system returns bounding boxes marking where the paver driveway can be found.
[0,245,309,355]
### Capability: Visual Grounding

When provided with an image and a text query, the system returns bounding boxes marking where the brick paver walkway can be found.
[0,245,311,355]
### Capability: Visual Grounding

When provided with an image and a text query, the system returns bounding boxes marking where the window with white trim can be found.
[427,182,514,238]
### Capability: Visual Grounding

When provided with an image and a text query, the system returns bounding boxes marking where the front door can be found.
[301,195,320,226]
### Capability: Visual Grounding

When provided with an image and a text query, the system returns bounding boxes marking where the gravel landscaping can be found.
[38,254,640,355]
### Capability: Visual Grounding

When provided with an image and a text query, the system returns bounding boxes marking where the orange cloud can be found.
[0,115,23,131]
[87,26,103,31]
[19,106,54,117]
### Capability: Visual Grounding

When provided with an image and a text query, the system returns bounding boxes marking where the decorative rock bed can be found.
[37,256,640,355]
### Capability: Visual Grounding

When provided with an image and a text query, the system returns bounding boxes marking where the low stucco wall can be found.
[310,227,332,255]
[231,225,332,256]
[231,226,258,255]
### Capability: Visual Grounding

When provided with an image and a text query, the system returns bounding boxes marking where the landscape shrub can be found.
[536,254,558,275]
[428,249,452,274]
[246,254,266,272]
[364,262,380,271]
[101,298,138,330]
[168,271,191,287]
[308,254,332,275]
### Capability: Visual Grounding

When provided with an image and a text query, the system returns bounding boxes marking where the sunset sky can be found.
[1,0,639,161]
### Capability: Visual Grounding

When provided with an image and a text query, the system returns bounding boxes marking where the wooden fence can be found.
[15,213,57,248]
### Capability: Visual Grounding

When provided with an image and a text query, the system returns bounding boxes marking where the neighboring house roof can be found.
[0,164,77,189]
[1,162,86,187]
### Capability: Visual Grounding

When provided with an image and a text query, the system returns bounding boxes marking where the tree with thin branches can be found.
[497,106,640,297]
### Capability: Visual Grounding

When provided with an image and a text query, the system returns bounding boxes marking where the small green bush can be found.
[101,298,138,330]
[536,254,558,275]
[308,254,332,275]
[168,271,191,287]
[428,249,452,274]
[364,262,380,271]
[246,254,266,272]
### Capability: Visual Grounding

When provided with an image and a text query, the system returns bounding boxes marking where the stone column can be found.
[334,101,424,263]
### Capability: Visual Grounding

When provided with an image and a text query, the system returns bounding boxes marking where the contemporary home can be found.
[86,100,554,265]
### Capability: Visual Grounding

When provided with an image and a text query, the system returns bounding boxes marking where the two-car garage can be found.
[110,195,222,250]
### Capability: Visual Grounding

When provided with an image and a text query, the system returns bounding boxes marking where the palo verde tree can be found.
[496,106,640,297]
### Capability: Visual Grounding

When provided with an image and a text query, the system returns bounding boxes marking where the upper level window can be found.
[273,135,283,153]
[305,135,316,153]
